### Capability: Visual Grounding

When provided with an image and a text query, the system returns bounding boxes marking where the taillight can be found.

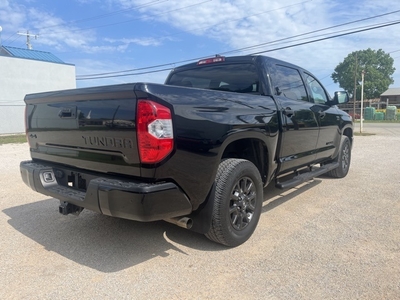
[137,100,174,164]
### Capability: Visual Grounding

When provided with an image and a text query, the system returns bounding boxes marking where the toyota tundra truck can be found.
[20,55,353,246]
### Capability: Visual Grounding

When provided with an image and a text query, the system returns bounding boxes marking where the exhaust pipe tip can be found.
[164,217,193,230]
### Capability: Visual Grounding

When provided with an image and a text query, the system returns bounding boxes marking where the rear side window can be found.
[273,65,308,102]
[166,64,260,94]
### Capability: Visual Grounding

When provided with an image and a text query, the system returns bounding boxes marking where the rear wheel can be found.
[205,159,263,247]
[327,136,351,178]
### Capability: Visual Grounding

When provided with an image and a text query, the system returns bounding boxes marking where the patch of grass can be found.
[0,134,27,145]
[353,120,400,123]
[354,132,376,136]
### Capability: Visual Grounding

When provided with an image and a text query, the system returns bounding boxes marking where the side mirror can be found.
[332,91,349,105]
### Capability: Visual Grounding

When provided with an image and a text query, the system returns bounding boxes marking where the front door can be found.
[303,73,341,161]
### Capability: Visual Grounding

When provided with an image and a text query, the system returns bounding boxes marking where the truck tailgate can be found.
[25,84,141,176]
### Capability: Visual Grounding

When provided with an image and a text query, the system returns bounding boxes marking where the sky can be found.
[1,0,400,97]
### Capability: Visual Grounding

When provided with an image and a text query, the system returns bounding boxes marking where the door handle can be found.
[319,111,326,118]
[283,108,295,118]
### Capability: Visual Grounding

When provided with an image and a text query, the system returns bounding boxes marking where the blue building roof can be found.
[0,45,66,64]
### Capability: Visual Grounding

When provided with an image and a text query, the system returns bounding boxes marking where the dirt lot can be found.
[1,123,399,299]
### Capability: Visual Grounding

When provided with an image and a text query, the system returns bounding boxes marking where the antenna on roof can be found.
[17,30,39,50]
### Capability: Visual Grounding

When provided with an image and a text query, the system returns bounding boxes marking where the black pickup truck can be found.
[20,55,353,246]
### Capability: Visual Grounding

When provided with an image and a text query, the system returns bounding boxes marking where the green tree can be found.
[331,48,395,100]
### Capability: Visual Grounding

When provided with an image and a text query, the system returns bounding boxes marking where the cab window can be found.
[304,73,329,104]
[273,65,308,102]
[167,63,260,94]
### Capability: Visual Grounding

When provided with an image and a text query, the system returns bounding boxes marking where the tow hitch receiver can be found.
[59,201,83,216]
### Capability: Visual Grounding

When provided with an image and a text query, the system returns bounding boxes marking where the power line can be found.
[251,20,400,55]
[2,32,18,44]
[78,20,400,80]
[3,32,22,45]
[77,67,173,80]
[232,19,400,55]
[77,14,400,80]
[76,63,179,79]
[220,9,400,55]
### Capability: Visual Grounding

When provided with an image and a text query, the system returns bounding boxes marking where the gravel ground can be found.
[0,123,399,299]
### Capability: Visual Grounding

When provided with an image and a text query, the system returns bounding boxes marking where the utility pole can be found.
[360,70,365,134]
[353,52,357,119]
[17,30,39,50]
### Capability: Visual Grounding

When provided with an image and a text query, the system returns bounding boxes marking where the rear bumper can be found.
[20,160,192,221]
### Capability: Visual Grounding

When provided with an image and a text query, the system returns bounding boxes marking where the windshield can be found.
[166,63,260,94]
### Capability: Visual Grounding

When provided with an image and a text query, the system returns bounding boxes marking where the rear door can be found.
[271,64,320,173]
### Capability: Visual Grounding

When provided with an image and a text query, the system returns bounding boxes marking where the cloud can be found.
[0,1,27,33]
[0,0,160,54]
[105,37,162,47]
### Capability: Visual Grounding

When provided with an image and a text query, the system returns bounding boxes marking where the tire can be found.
[205,159,263,247]
[327,136,351,178]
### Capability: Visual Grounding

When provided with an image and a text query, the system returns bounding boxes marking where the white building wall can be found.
[0,56,76,134]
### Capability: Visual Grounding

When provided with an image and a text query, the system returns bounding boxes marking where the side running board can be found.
[275,162,339,190]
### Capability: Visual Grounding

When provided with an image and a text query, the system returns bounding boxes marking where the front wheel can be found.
[327,136,351,178]
[205,159,263,247]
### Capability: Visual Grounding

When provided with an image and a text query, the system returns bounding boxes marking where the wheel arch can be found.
[342,126,353,147]
[220,135,272,186]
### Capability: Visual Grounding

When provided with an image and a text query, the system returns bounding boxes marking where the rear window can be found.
[166,63,260,94]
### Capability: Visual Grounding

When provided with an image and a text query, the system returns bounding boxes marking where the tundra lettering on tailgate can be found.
[81,135,133,148]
